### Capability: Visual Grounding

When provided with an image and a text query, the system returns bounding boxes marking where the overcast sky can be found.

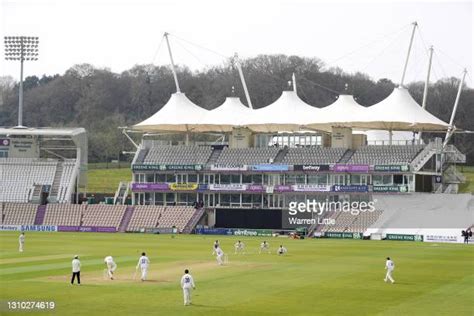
[1,0,472,87]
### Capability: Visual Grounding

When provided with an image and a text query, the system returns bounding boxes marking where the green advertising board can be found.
[386,234,423,241]
[373,185,409,193]
[373,165,410,172]
[132,164,203,171]
[324,232,362,239]
[233,229,273,237]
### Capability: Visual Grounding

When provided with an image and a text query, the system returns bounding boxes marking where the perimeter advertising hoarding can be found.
[385,234,423,241]
[324,232,362,239]
[131,183,169,191]
[293,165,330,172]
[372,185,409,193]
[373,165,410,172]
[209,184,247,191]
[293,184,331,192]
[169,183,198,191]
[332,185,369,193]
[333,164,370,173]
[250,164,289,172]
[210,164,248,171]
[132,164,202,171]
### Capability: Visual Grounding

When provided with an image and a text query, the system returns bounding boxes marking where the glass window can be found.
[166,193,175,204]
[242,174,252,184]
[188,174,197,183]
[231,174,241,184]
[220,194,231,206]
[351,175,361,185]
[231,194,240,205]
[166,174,176,183]
[155,193,164,205]
[242,194,252,204]
[252,174,262,184]
[383,175,392,185]
[373,175,383,185]
[146,173,154,183]
[220,174,230,184]
[155,174,166,183]
[393,174,403,185]
[296,174,306,184]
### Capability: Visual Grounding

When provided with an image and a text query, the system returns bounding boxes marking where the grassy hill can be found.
[87,163,131,193]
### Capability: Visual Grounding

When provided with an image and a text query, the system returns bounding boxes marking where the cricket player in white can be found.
[234,240,245,254]
[260,241,270,254]
[71,255,81,285]
[180,269,196,306]
[214,245,225,265]
[211,240,220,255]
[104,255,117,280]
[277,245,287,255]
[18,232,25,252]
[136,252,150,281]
[384,257,395,284]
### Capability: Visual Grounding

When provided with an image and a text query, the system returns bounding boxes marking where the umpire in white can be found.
[71,255,81,285]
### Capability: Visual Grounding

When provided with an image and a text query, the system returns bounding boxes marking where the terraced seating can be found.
[282,147,346,164]
[349,145,424,165]
[215,147,280,165]
[143,146,212,165]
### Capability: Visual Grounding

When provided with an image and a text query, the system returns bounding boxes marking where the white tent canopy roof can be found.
[134,92,210,132]
[198,97,253,132]
[246,90,320,132]
[307,94,367,131]
[358,87,449,131]
[132,87,451,134]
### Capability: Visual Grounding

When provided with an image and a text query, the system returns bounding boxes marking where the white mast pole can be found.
[419,45,434,141]
[421,46,434,109]
[292,73,297,94]
[164,32,181,93]
[443,69,467,147]
[400,22,418,87]
[234,53,253,109]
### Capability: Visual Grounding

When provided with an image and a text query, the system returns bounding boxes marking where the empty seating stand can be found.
[82,205,126,229]
[43,204,84,226]
[282,147,347,164]
[1,203,37,225]
[321,209,383,233]
[143,146,212,165]
[0,158,77,203]
[127,205,164,232]
[215,147,280,165]
[349,145,424,165]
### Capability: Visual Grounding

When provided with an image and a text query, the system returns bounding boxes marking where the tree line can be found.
[0,54,472,163]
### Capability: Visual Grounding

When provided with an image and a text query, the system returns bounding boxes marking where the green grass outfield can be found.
[0,232,472,316]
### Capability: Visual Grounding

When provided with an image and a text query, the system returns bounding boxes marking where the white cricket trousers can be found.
[217,254,223,265]
[107,262,117,277]
[183,287,192,305]
[385,269,395,283]
[19,242,24,252]
[140,267,148,280]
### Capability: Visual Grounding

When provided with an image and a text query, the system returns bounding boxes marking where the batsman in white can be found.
[214,244,225,265]
[211,240,220,255]
[259,241,270,254]
[277,245,287,255]
[234,240,245,254]
[384,257,395,284]
[18,232,25,252]
[180,269,196,306]
[136,252,150,281]
[104,255,117,280]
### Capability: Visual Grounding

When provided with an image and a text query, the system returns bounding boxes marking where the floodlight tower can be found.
[4,36,39,127]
